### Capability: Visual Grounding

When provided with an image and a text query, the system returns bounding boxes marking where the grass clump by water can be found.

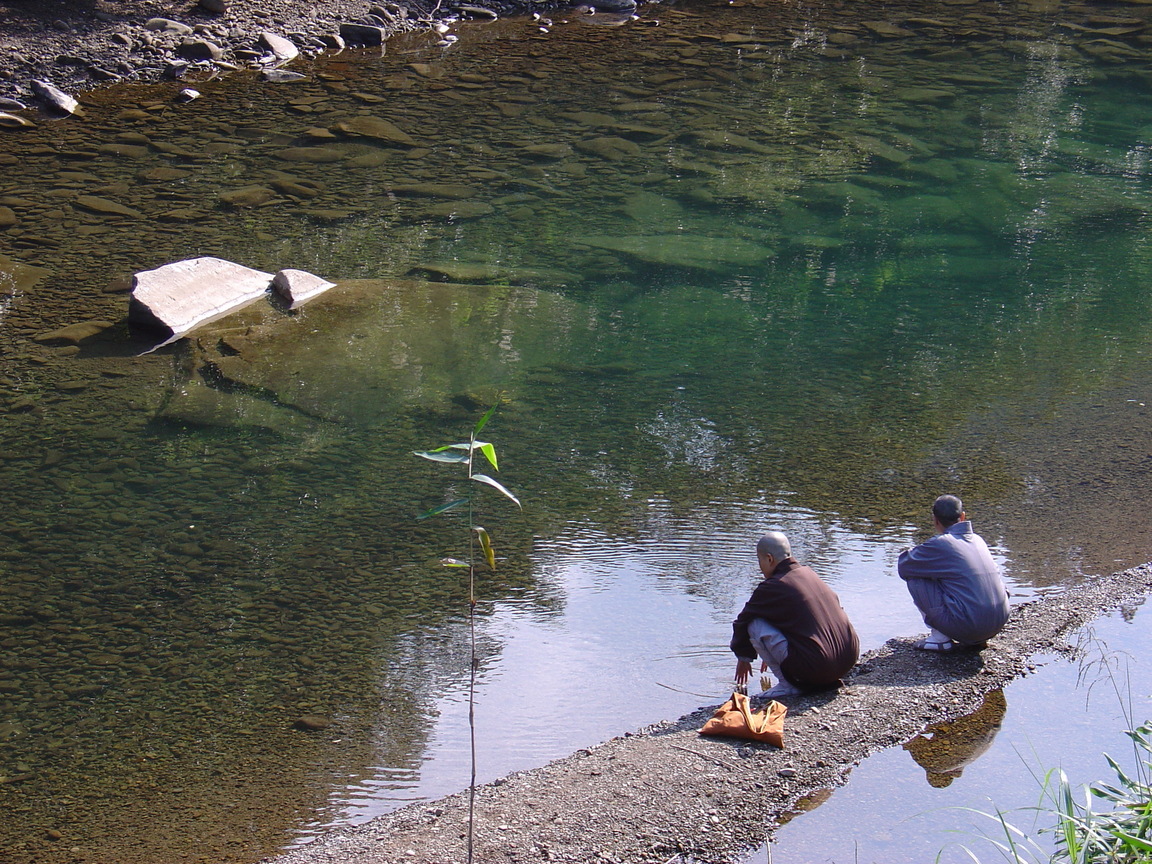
[956,634,1152,864]
[962,723,1152,864]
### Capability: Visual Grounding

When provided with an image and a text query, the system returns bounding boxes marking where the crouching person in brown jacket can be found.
[732,531,860,698]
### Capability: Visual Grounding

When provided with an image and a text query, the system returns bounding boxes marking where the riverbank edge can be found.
[262,562,1152,864]
[0,0,578,105]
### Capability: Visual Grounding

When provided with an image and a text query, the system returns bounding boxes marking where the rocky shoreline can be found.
[259,564,1152,864]
[0,0,632,109]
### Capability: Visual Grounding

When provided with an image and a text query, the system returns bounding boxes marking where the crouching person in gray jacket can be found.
[898,495,1010,653]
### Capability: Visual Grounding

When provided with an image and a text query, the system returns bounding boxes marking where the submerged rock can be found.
[263,70,307,84]
[294,715,331,731]
[74,195,144,218]
[573,136,642,161]
[33,320,116,345]
[685,129,773,154]
[521,143,575,160]
[332,115,416,146]
[419,200,495,219]
[159,375,319,432]
[219,185,277,208]
[274,146,344,163]
[0,255,51,294]
[406,262,579,285]
[129,257,274,340]
[577,234,773,270]
[0,112,34,129]
[388,182,477,199]
[163,278,588,429]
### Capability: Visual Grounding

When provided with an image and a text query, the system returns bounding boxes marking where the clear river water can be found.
[1,0,1151,860]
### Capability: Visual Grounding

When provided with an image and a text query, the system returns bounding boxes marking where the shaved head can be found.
[932,495,964,527]
[756,531,792,561]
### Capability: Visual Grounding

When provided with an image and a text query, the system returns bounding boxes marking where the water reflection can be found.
[763,608,1152,864]
[903,689,1007,788]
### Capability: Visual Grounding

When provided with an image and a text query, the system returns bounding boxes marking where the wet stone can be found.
[220,186,277,208]
[895,87,957,103]
[418,200,495,219]
[158,208,210,222]
[97,143,150,158]
[521,143,574,160]
[332,116,417,147]
[573,137,642,160]
[74,196,146,218]
[304,209,357,223]
[388,182,477,199]
[264,70,308,84]
[272,269,336,307]
[31,80,79,114]
[140,170,192,183]
[686,129,773,154]
[861,20,918,37]
[274,146,345,162]
[33,320,115,345]
[578,233,774,270]
[0,112,35,128]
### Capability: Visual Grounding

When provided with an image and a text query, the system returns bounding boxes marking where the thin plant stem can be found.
[413,402,518,863]
[466,427,477,864]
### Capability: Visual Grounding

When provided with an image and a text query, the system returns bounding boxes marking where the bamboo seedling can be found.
[413,402,521,864]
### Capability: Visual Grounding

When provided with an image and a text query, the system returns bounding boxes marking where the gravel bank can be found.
[0,0,551,104]
[263,565,1152,864]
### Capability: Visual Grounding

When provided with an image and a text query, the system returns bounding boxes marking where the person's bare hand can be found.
[734,659,752,689]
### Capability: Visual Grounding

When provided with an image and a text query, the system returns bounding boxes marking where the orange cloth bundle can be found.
[699,691,786,748]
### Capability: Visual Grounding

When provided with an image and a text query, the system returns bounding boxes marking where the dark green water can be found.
[1,0,1151,860]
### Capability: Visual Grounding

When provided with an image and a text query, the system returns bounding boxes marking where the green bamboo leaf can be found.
[417,498,468,520]
[473,403,498,437]
[440,558,469,568]
[446,441,490,452]
[478,442,498,471]
[471,474,521,507]
[413,450,469,463]
[1113,831,1152,852]
[474,526,495,570]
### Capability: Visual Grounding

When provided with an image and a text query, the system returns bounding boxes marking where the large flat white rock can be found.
[129,257,274,339]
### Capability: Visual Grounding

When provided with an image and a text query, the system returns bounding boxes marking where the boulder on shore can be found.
[129,257,274,341]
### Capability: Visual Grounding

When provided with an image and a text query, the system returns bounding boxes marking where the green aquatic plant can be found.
[413,402,521,864]
[956,734,1152,864]
[951,639,1152,864]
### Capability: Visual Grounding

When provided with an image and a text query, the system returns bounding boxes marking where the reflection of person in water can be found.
[903,690,1007,788]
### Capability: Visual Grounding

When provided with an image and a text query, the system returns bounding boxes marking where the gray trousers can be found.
[748,618,792,684]
[905,578,986,645]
